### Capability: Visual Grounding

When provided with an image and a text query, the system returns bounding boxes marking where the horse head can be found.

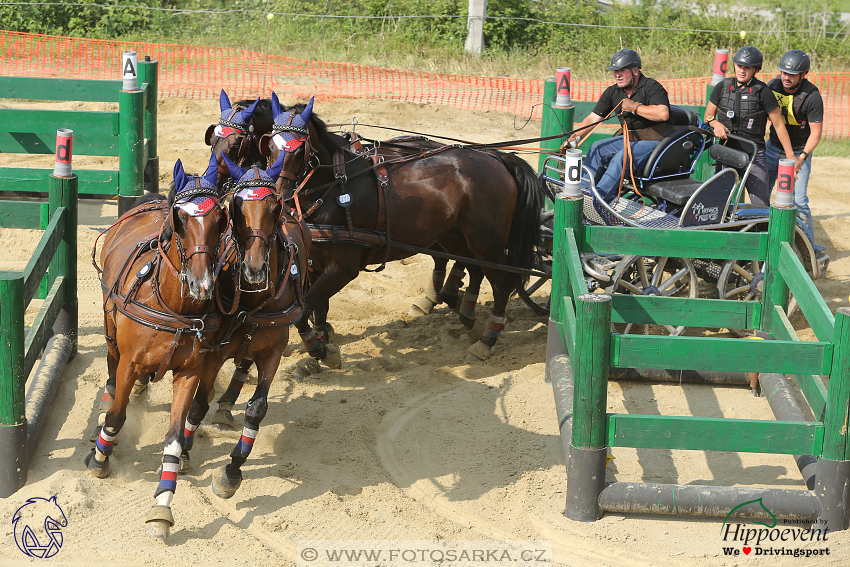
[205,90,260,190]
[223,151,287,285]
[169,152,228,300]
[259,93,315,199]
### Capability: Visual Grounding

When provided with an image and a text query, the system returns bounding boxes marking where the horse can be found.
[87,152,228,540]
[205,90,263,191]
[178,150,310,500]
[262,96,545,368]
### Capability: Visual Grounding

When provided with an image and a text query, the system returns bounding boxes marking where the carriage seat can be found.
[643,178,704,206]
[638,106,703,181]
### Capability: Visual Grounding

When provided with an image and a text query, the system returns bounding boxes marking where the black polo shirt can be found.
[592,74,671,131]
[767,78,824,152]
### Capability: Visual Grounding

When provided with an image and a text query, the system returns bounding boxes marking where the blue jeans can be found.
[582,137,659,203]
[766,138,814,237]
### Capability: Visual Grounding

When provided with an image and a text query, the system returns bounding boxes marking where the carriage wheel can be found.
[716,258,798,338]
[606,256,697,336]
[517,210,554,316]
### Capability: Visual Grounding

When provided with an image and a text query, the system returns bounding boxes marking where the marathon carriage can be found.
[528,105,829,336]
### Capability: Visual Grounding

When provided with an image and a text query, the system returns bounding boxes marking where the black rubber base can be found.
[565,444,607,522]
[0,422,28,498]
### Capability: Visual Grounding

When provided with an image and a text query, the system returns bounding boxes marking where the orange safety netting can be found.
[1,31,848,139]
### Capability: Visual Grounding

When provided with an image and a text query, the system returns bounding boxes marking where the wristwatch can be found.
[800,151,810,161]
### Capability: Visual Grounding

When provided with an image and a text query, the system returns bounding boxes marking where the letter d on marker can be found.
[562,148,583,198]
[54,128,73,177]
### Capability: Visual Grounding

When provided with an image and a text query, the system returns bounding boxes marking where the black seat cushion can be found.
[669,105,699,127]
[641,130,702,178]
[642,178,703,206]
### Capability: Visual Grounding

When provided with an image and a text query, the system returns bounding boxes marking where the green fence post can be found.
[138,57,159,194]
[761,204,797,334]
[0,272,27,497]
[38,202,49,299]
[815,306,850,531]
[539,78,574,175]
[118,88,145,215]
[565,292,611,522]
[49,173,78,357]
[552,189,584,326]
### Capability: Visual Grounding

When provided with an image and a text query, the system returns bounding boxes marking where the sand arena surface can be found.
[0,97,849,566]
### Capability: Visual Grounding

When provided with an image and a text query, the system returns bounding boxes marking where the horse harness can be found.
[96,199,226,383]
[213,184,311,367]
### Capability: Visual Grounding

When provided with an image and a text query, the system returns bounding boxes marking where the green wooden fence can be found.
[548,194,850,530]
[0,58,159,215]
[0,173,78,497]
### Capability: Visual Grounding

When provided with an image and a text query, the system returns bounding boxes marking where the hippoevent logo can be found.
[12,496,68,558]
[719,498,831,558]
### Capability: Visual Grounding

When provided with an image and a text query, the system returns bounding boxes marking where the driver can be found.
[704,46,795,207]
[566,49,671,203]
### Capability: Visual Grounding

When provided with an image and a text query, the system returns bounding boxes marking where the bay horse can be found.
[88,152,228,539]
[87,90,266,432]
[262,95,544,368]
[178,151,310,500]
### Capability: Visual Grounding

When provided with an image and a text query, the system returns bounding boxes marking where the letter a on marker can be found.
[124,58,136,77]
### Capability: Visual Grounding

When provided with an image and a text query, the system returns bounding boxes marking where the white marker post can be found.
[122,50,138,91]
[562,148,583,198]
[775,159,796,208]
[53,129,73,177]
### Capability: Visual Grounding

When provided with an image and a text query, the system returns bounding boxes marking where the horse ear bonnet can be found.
[229,151,286,202]
[214,91,259,140]
[171,153,220,217]
[270,94,313,152]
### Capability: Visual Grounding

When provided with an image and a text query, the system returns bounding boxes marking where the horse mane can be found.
[235,98,273,122]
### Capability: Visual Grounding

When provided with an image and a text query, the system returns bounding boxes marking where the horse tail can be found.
[488,150,545,291]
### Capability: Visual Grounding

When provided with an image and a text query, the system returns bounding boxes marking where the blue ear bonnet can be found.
[269,93,313,151]
[222,152,286,200]
[216,89,259,134]
[172,152,220,216]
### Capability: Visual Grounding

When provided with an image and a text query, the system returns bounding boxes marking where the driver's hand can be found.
[621,99,640,113]
[711,120,728,140]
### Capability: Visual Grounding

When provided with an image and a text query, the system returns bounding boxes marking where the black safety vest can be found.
[716,77,769,139]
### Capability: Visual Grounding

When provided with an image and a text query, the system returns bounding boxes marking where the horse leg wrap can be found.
[482,313,508,347]
[300,328,327,360]
[90,385,116,443]
[231,423,259,460]
[409,270,445,317]
[458,291,479,328]
[94,426,118,459]
[439,266,465,309]
[182,418,199,453]
[154,455,180,497]
[314,323,335,344]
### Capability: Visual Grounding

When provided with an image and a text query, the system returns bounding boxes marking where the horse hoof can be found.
[409,297,436,317]
[466,340,492,363]
[84,449,110,479]
[130,378,150,401]
[323,344,342,369]
[211,408,237,429]
[144,505,174,540]
[292,357,321,379]
[465,320,486,344]
[211,467,242,499]
[180,452,192,474]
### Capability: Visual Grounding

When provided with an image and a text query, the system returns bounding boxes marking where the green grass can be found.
[815,139,850,156]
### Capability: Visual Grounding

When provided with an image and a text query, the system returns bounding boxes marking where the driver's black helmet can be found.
[607,49,641,71]
[778,49,811,74]
[732,46,763,69]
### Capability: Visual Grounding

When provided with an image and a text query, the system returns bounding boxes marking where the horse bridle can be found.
[207,106,254,170]
[262,109,314,188]
[160,180,228,294]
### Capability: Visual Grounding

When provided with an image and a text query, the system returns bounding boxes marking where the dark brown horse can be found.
[177,151,310,499]
[87,152,228,539]
[263,97,544,368]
